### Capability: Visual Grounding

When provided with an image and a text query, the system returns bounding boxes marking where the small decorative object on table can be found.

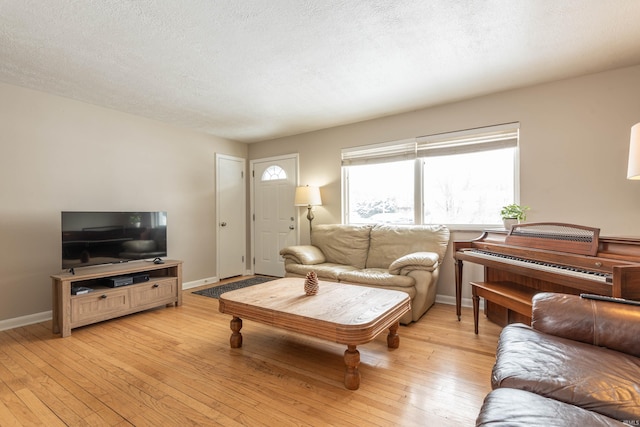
[304,271,319,295]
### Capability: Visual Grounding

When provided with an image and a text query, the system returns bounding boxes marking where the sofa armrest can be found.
[279,245,326,265]
[531,292,640,358]
[388,252,439,275]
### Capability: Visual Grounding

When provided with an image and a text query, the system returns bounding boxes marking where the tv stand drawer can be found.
[71,289,130,325]
[130,277,178,308]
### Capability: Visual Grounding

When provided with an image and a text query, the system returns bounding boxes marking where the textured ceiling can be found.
[2,1,640,143]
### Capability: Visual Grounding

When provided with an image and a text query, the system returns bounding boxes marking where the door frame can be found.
[216,153,247,279]
[250,153,299,275]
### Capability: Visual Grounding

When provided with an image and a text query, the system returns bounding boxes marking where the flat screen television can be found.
[61,211,167,270]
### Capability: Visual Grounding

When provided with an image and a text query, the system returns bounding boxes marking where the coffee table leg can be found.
[230,316,243,348]
[387,321,400,348]
[344,345,360,390]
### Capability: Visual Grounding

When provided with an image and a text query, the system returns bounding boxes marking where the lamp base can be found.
[306,206,314,231]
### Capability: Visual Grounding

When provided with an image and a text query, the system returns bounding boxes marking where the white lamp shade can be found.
[628,123,640,180]
[294,186,322,206]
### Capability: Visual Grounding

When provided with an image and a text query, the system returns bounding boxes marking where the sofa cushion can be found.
[492,323,640,421]
[338,268,415,288]
[366,224,450,269]
[284,263,359,281]
[532,292,640,358]
[311,224,372,269]
[477,388,625,427]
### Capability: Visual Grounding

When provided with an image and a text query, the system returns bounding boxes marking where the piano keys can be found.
[461,249,612,283]
[454,222,640,329]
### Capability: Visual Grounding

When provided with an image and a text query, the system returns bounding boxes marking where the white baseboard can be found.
[0,310,52,332]
[436,294,456,306]
[182,273,260,290]
[436,294,484,309]
[182,276,219,290]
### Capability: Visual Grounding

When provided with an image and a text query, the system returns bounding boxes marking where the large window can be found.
[342,123,519,228]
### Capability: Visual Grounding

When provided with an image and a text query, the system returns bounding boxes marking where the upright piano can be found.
[454,222,640,327]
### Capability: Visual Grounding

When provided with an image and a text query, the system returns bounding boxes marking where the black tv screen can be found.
[61,211,167,270]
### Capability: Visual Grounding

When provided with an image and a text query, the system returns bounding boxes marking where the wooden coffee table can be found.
[218,277,411,390]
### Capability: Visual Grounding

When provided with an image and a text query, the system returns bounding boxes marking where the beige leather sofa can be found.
[279,224,450,324]
[476,293,640,426]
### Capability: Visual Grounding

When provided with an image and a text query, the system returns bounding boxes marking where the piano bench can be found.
[470,281,538,334]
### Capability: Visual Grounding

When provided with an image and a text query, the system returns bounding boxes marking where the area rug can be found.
[192,276,276,299]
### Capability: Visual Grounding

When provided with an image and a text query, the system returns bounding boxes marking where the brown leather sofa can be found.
[476,292,640,426]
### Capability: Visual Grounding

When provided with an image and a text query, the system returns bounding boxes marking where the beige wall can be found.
[0,83,247,322]
[249,65,640,301]
[3,64,640,323]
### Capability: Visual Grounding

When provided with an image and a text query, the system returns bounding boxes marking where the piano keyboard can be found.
[465,249,612,283]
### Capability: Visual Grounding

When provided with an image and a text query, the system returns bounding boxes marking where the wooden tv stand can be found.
[51,260,182,337]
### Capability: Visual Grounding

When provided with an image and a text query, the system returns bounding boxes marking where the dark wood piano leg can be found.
[472,287,480,334]
[455,259,463,320]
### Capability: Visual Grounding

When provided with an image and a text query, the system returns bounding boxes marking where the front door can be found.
[251,155,298,277]
[216,154,246,279]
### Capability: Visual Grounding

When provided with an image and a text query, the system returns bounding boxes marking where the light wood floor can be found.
[0,277,502,426]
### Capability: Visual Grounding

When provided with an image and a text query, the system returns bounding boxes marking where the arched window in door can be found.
[261,165,287,181]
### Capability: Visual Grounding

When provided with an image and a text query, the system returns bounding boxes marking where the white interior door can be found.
[216,154,246,279]
[252,155,298,277]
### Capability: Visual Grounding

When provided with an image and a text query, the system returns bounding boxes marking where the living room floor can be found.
[0,278,502,426]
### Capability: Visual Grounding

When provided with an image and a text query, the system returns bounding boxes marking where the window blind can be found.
[341,138,416,166]
[416,123,519,157]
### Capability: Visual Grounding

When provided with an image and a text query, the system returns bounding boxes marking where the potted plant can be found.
[500,203,529,229]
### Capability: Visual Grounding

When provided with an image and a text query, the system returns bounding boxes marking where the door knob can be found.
[289,225,295,230]
[220,222,227,227]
